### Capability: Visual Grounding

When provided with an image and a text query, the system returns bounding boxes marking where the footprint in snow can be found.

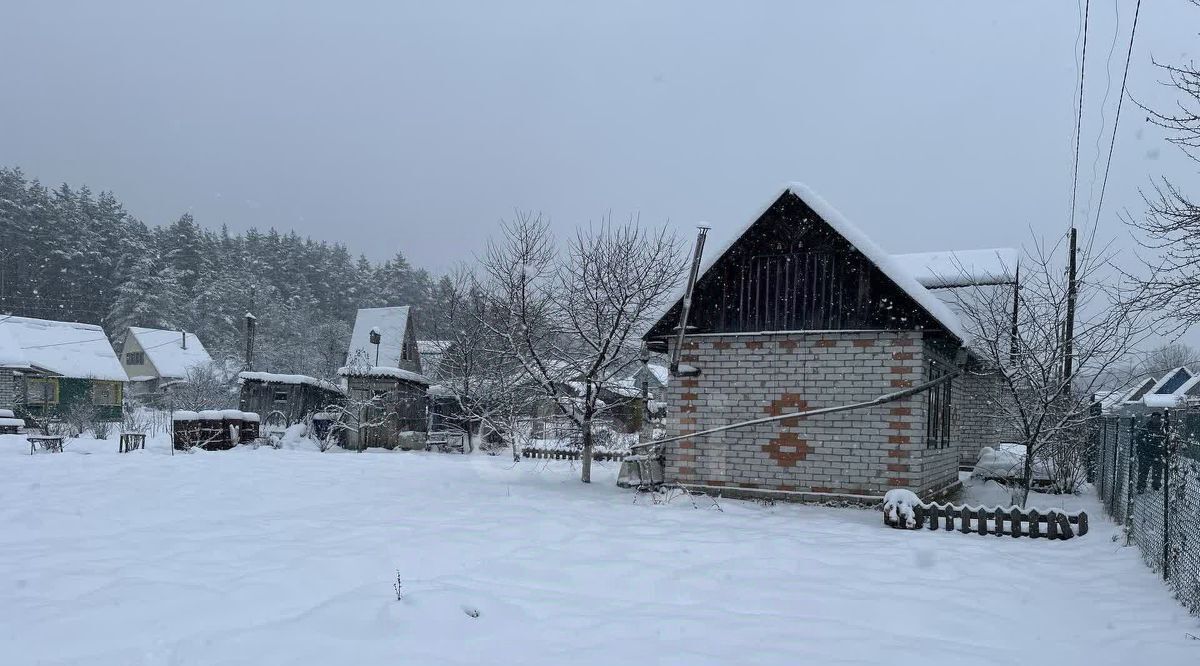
[462,606,480,618]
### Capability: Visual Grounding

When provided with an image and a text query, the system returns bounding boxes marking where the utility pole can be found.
[1063,227,1078,382]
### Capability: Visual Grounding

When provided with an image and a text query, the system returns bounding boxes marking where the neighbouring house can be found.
[0,315,128,422]
[628,362,669,396]
[119,327,214,397]
[417,340,452,380]
[340,306,432,450]
[237,371,345,427]
[644,183,975,502]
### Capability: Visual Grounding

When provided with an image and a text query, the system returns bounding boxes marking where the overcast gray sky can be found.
[1,1,1195,337]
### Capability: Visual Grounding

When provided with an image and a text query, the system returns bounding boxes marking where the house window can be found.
[401,340,412,361]
[926,364,953,449]
[273,390,289,403]
[92,381,122,407]
[26,378,59,404]
[126,351,145,365]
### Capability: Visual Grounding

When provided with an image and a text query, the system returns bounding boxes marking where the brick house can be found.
[0,316,128,422]
[644,183,980,502]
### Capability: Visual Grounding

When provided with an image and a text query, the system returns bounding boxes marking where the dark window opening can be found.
[272,390,288,402]
[126,351,145,365]
[926,364,952,449]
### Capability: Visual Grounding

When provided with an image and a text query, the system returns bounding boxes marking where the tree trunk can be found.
[581,418,593,483]
[1020,441,1034,508]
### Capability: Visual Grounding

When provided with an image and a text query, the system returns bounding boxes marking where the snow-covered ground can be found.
[2,435,1198,665]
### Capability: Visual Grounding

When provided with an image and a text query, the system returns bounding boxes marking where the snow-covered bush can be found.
[882,489,922,529]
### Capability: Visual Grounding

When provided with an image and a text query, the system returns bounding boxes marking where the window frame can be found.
[925,363,953,449]
[125,351,145,366]
[272,390,289,403]
[27,377,60,405]
[91,380,122,407]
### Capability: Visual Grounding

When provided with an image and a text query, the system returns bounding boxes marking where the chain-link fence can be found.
[1094,409,1200,616]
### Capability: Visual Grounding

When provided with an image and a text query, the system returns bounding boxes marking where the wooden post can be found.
[977,508,988,536]
[1063,227,1077,380]
[1077,512,1089,536]
[1047,511,1059,540]
[943,505,954,531]
[993,508,1005,536]
[1057,513,1073,540]
[959,506,972,534]
[1029,509,1041,538]
[1009,507,1022,537]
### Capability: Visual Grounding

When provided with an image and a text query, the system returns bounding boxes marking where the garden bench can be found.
[28,435,65,455]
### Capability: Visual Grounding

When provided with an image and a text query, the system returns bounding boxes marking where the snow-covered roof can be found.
[1122,377,1158,403]
[1149,367,1193,395]
[653,183,966,342]
[1142,393,1187,409]
[238,371,344,393]
[348,307,412,367]
[337,365,432,385]
[417,340,450,355]
[1180,375,1200,397]
[889,249,1019,289]
[0,316,127,381]
[127,327,213,379]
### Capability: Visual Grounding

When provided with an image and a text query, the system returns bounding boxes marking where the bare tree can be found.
[952,237,1153,506]
[1139,343,1200,377]
[427,266,542,459]
[480,213,685,483]
[1126,21,1200,332]
[170,362,237,411]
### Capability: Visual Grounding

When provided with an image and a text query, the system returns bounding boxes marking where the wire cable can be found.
[1069,0,1093,233]
[1092,0,1143,231]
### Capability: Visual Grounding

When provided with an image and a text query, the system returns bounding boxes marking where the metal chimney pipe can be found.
[244,312,257,371]
[669,225,710,376]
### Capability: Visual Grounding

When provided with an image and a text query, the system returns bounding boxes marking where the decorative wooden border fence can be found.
[889,503,1089,540]
[521,448,625,462]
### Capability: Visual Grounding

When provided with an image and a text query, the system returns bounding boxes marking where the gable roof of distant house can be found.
[650,183,966,342]
[127,327,213,379]
[0,315,127,381]
[348,307,412,367]
[1149,367,1193,395]
[890,249,1019,289]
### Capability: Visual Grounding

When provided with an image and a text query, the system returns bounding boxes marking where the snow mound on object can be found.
[883,488,922,528]
[971,444,1051,483]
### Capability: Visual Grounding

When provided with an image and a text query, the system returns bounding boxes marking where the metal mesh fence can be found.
[1094,409,1200,616]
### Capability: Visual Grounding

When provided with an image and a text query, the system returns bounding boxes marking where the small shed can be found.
[237,371,345,427]
[338,365,432,450]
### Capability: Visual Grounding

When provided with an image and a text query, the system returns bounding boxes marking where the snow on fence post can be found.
[884,491,1086,540]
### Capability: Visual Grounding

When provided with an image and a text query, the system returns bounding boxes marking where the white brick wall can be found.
[663,330,960,500]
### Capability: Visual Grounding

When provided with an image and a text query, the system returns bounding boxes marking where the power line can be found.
[1069,0,1093,233]
[1092,0,1143,230]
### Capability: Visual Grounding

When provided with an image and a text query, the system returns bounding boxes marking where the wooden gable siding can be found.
[239,381,343,425]
[647,192,943,339]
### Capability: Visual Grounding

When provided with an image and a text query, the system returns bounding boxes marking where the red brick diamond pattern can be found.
[762,394,811,467]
